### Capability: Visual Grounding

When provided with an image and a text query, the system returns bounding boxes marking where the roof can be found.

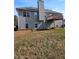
[16,7,63,21]
[16,7,62,14]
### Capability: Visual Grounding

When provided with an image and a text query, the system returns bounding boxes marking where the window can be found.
[26,24,28,28]
[34,12,37,16]
[23,11,26,17]
[23,11,30,17]
[27,12,30,17]
[35,24,38,28]
[34,12,37,19]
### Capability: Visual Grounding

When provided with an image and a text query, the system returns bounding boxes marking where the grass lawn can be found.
[14,28,65,59]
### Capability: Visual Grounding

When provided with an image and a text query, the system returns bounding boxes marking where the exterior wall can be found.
[54,20,62,28]
[18,16,26,29]
[25,21,39,29]
[48,22,54,28]
[25,20,64,29]
[17,10,38,29]
[17,9,63,30]
[37,21,54,29]
[25,11,38,22]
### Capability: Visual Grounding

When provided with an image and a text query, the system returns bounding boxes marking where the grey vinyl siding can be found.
[16,7,63,30]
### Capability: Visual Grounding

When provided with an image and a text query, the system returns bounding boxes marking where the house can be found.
[16,0,64,30]
[14,15,18,31]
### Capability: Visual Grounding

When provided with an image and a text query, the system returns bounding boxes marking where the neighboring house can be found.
[14,15,18,30]
[14,15,18,26]
[16,0,64,30]
[62,19,65,27]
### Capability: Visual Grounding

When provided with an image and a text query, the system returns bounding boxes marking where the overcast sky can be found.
[14,0,65,16]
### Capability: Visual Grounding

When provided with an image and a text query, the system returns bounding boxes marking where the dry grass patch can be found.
[14,28,65,59]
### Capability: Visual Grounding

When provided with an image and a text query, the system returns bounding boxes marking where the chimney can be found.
[37,0,45,21]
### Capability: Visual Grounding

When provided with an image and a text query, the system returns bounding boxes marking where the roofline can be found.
[16,7,62,14]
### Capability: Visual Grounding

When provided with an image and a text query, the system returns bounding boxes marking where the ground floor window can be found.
[35,24,38,28]
[26,24,28,28]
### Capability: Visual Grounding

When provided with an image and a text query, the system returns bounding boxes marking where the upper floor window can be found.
[34,12,37,16]
[23,11,26,17]
[27,12,30,17]
[34,12,37,19]
[23,11,30,17]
